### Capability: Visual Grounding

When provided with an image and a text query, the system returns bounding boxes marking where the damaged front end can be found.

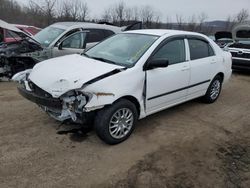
[14,53,127,124]
[17,79,95,124]
[45,91,92,123]
[0,20,43,78]
[0,39,43,78]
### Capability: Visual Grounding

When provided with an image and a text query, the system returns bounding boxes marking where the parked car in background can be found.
[14,29,232,144]
[14,24,41,36]
[214,31,233,48]
[0,20,141,78]
[208,35,215,41]
[226,25,250,70]
[0,23,41,44]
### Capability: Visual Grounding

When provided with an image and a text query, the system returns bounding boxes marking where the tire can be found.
[202,75,223,103]
[94,99,138,145]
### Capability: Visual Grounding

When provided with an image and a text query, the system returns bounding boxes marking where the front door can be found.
[52,32,87,58]
[146,38,190,114]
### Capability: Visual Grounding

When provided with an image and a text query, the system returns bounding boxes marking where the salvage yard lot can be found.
[0,72,250,188]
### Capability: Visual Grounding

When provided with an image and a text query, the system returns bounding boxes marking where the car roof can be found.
[50,22,122,33]
[125,29,207,38]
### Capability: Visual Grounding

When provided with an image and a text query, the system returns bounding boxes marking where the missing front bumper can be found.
[18,86,91,123]
[17,86,62,108]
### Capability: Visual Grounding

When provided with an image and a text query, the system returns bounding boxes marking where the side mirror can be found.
[58,42,63,50]
[145,59,169,70]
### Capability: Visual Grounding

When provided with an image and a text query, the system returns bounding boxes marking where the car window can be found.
[6,30,20,38]
[62,32,86,49]
[85,33,158,67]
[0,28,3,43]
[103,30,115,38]
[208,45,215,56]
[34,26,65,47]
[55,29,81,47]
[152,39,186,65]
[188,39,214,60]
[86,29,105,43]
[236,30,250,38]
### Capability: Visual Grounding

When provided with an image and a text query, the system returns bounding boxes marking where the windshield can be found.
[34,26,65,47]
[85,33,159,67]
[236,30,250,39]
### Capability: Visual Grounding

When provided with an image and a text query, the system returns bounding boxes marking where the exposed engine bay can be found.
[0,39,42,78]
[0,19,44,78]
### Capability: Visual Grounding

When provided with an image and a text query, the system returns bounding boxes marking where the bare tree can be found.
[165,18,172,29]
[78,1,89,21]
[29,0,57,25]
[115,1,126,26]
[0,0,23,23]
[43,0,57,25]
[187,15,197,31]
[131,7,139,21]
[124,7,132,23]
[197,12,208,32]
[176,14,184,29]
[57,0,71,21]
[154,11,162,28]
[236,8,249,23]
[224,15,236,31]
[57,0,89,21]
[101,8,112,22]
[140,5,154,28]
[70,0,89,21]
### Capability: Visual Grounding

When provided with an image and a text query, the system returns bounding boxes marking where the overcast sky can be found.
[18,0,250,21]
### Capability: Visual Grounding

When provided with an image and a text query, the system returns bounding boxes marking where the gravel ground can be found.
[0,72,249,188]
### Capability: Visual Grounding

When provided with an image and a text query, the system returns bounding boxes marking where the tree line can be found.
[0,0,249,35]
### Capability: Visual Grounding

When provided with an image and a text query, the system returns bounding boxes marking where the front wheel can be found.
[94,99,138,145]
[202,75,222,103]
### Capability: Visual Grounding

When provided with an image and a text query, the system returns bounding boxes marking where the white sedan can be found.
[14,29,232,144]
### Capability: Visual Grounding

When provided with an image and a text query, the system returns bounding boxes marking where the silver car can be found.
[32,22,122,61]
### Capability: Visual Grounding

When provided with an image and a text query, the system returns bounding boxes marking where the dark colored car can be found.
[227,25,250,70]
[215,31,233,48]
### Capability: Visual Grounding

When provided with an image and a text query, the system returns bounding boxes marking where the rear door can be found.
[85,29,114,50]
[187,37,217,98]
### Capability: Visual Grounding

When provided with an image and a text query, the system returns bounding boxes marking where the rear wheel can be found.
[94,99,138,145]
[202,75,222,103]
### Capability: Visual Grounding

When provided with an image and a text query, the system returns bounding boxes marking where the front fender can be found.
[81,67,146,118]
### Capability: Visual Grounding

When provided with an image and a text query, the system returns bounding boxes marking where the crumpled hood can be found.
[29,54,124,97]
[0,19,40,44]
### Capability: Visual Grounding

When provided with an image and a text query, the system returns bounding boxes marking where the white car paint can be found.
[15,29,232,123]
[29,54,123,98]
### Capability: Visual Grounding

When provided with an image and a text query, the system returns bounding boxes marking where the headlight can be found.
[12,69,32,82]
[61,91,92,112]
[77,91,93,102]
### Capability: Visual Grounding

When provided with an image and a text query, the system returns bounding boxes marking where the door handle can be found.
[210,59,216,64]
[181,66,190,71]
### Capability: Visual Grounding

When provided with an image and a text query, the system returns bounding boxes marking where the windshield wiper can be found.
[88,56,118,65]
[82,52,90,57]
